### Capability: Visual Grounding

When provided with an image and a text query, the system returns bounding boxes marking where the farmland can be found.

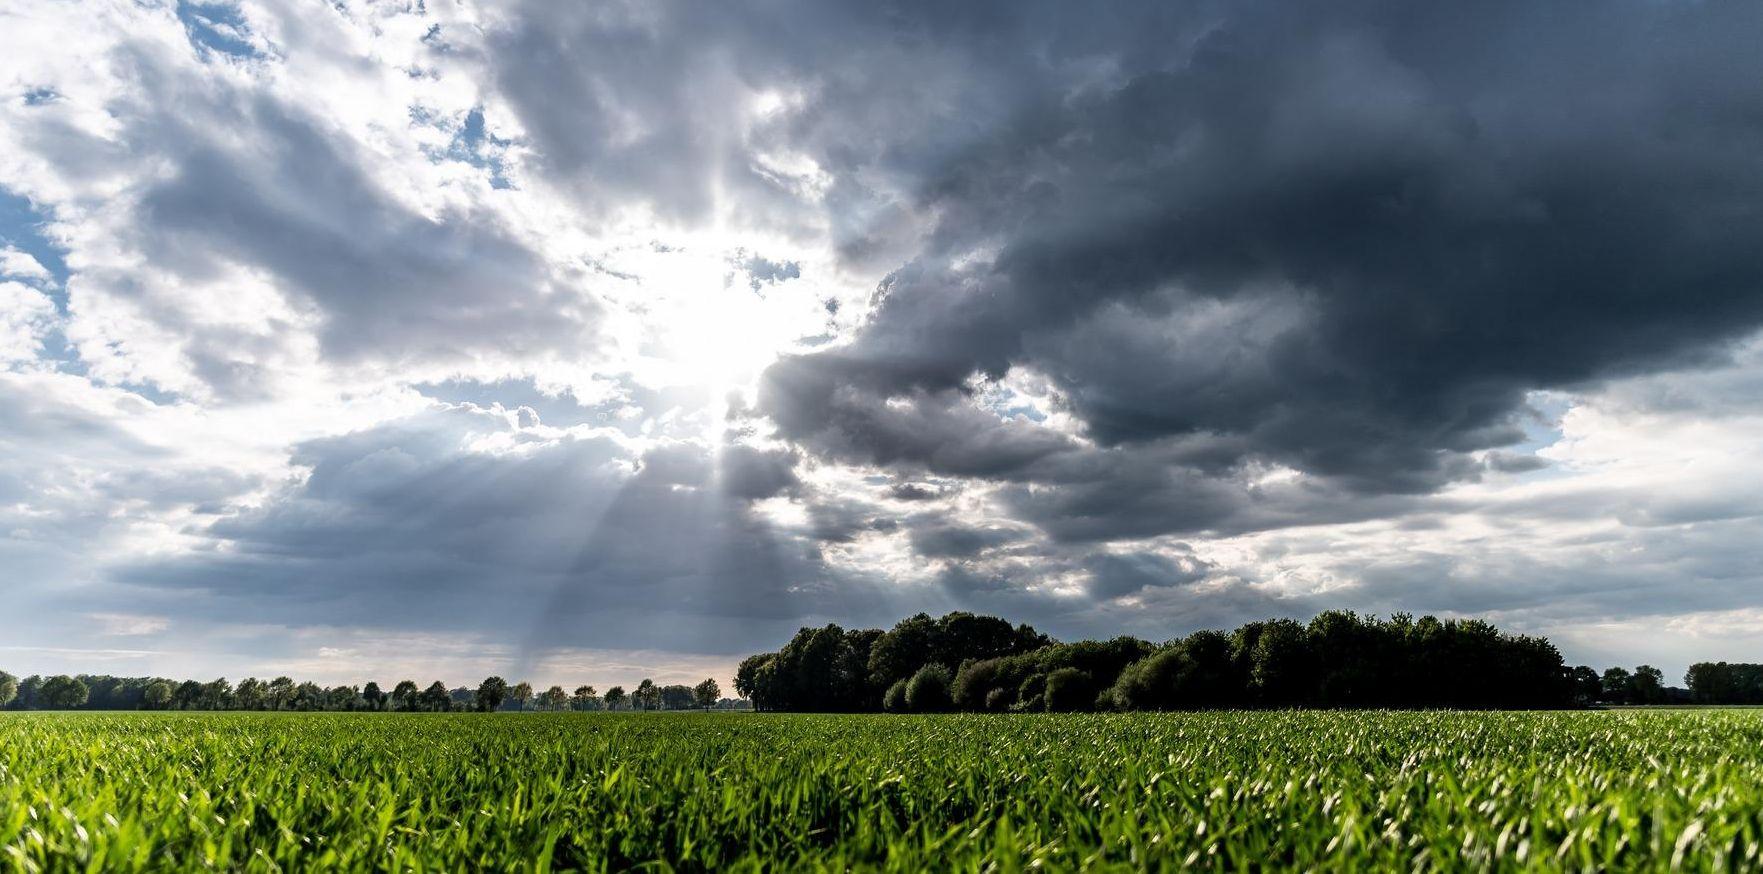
[3,710,1761,871]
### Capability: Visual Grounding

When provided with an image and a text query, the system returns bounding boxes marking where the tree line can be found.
[735,611,1698,712]
[1683,663,1763,704]
[0,671,740,713]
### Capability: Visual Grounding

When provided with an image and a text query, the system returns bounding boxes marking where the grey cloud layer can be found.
[113,405,889,654]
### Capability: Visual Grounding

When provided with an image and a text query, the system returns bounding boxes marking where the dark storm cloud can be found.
[905,515,1025,559]
[1082,551,1211,601]
[888,482,941,502]
[754,0,1763,542]
[715,444,801,500]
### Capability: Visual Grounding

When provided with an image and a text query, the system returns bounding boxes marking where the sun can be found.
[611,231,827,442]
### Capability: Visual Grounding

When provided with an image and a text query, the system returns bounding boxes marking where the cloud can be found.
[108,405,903,657]
[0,282,57,363]
[88,613,171,637]
[761,0,1763,542]
[0,246,53,284]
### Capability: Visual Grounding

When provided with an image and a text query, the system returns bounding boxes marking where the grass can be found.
[3,710,1762,871]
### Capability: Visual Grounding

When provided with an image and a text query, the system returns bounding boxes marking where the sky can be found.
[5,0,1763,691]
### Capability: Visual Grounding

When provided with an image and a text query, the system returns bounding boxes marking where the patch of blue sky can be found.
[175,0,264,60]
[1513,389,1572,455]
[974,384,1049,423]
[0,189,80,371]
[0,189,181,405]
[0,188,70,304]
[414,106,515,189]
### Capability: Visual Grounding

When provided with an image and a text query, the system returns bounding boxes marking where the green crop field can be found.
[3,710,1761,871]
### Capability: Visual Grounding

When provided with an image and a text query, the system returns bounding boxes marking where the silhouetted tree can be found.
[629,679,660,711]
[420,681,451,712]
[746,610,1579,713]
[476,676,508,712]
[1568,666,1602,706]
[735,653,779,710]
[694,678,721,710]
[1632,665,1666,704]
[604,686,627,710]
[904,664,953,713]
[391,680,419,711]
[659,684,695,710]
[1043,668,1091,712]
[362,681,385,710]
[1685,662,1763,704]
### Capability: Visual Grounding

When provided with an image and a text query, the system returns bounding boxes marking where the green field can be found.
[3,710,1761,871]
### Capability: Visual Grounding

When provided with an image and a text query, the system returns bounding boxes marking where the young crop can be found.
[0,710,1759,870]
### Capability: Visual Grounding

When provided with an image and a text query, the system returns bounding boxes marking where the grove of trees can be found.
[1684,662,1763,704]
[735,611,1649,713]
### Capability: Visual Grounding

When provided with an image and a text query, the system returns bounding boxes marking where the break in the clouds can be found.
[5,0,1763,688]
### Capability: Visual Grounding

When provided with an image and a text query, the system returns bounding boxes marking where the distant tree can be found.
[235,677,267,710]
[362,682,385,710]
[869,613,1048,703]
[200,678,234,710]
[476,677,509,713]
[1632,665,1666,704]
[1568,666,1602,706]
[391,680,419,711]
[41,675,89,709]
[291,682,323,711]
[1685,663,1763,704]
[267,677,295,710]
[882,680,908,713]
[658,684,694,710]
[634,679,660,711]
[904,664,953,713]
[571,685,599,711]
[1043,668,1091,712]
[509,682,533,712]
[420,681,451,712]
[1239,619,1311,707]
[170,679,200,710]
[1109,631,1241,711]
[734,654,779,711]
[1601,667,1633,704]
[0,671,16,708]
[694,678,721,710]
[540,686,568,711]
[142,680,173,710]
[604,686,627,710]
[325,685,360,711]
